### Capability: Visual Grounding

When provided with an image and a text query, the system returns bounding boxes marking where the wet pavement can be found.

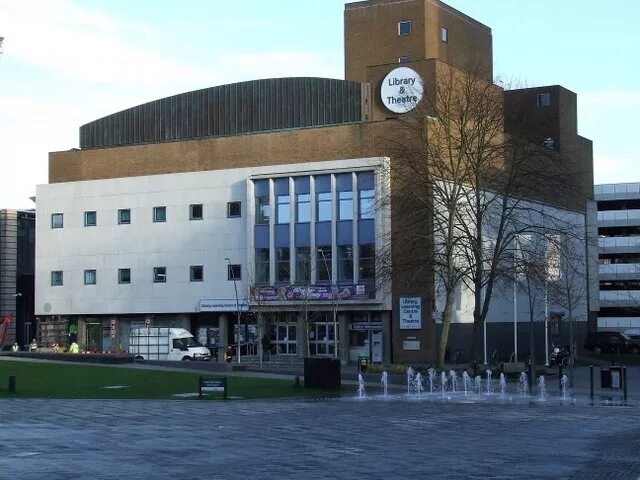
[1,395,639,479]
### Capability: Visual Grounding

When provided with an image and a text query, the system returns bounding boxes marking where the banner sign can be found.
[380,67,424,114]
[251,284,372,302]
[199,299,249,312]
[349,322,383,331]
[400,297,422,329]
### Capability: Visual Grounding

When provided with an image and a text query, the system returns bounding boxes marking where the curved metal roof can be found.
[79,77,366,149]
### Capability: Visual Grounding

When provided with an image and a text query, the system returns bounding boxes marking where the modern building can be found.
[595,183,640,333]
[0,209,36,349]
[35,0,594,364]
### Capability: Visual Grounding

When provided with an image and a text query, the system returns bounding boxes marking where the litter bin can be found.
[304,357,341,389]
[358,353,369,372]
[601,366,623,389]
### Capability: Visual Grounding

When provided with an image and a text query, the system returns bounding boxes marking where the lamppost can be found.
[317,249,338,359]
[225,257,242,364]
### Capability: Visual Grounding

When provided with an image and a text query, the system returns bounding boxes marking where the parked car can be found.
[584,331,640,355]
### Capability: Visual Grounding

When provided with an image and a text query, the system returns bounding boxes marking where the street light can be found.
[225,257,242,364]
[317,248,338,359]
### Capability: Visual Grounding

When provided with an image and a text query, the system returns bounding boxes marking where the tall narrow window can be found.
[256,196,270,224]
[51,213,63,229]
[339,191,354,220]
[84,269,97,285]
[441,26,448,43]
[338,246,354,282]
[317,246,332,282]
[296,193,311,223]
[255,248,270,284]
[296,247,311,284]
[316,192,332,222]
[276,247,290,283]
[84,211,97,227]
[276,194,290,224]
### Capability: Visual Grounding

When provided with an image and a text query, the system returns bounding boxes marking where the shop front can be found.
[348,313,383,363]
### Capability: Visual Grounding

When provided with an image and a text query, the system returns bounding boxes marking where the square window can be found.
[118,268,131,284]
[190,265,204,282]
[84,269,96,285]
[398,56,412,63]
[84,211,97,227]
[441,26,448,43]
[51,270,63,286]
[153,206,166,223]
[227,201,241,218]
[118,209,131,225]
[51,213,63,228]
[153,266,166,283]
[536,92,551,107]
[190,204,203,220]
[398,20,412,36]
[227,264,241,281]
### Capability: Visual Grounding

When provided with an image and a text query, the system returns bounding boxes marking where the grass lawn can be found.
[0,360,322,400]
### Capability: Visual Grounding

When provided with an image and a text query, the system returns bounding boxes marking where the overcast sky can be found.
[1,0,638,209]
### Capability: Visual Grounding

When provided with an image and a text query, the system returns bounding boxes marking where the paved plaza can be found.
[1,395,639,479]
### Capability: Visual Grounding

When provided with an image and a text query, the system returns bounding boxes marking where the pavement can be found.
[1,395,640,479]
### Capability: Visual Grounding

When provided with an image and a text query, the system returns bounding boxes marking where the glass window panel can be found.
[118,268,131,284]
[316,192,332,222]
[255,248,270,284]
[276,194,290,224]
[51,271,63,286]
[84,211,97,226]
[338,245,354,281]
[190,265,203,282]
[296,247,311,284]
[84,269,96,285]
[256,196,270,224]
[359,190,375,219]
[153,207,166,223]
[51,213,63,228]
[153,267,166,283]
[317,246,332,282]
[276,247,290,283]
[339,191,353,220]
[296,193,310,223]
[227,201,241,218]
[227,264,241,281]
[190,204,203,220]
[359,245,375,280]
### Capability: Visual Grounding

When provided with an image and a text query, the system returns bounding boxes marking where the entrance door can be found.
[85,322,103,352]
[309,322,335,357]
[275,324,297,355]
[371,331,382,363]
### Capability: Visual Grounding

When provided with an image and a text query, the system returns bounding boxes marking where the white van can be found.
[129,327,211,361]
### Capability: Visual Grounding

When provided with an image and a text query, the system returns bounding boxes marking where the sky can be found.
[0,0,638,209]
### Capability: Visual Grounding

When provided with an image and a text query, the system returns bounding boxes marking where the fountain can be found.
[415,372,424,397]
[406,366,415,395]
[440,371,448,398]
[357,374,366,398]
[381,371,389,397]
[428,368,436,393]
[461,371,471,396]
[560,374,569,400]
[449,370,458,393]
[538,375,547,401]
[499,373,507,397]
[486,369,493,395]
[519,372,529,396]
[474,375,482,395]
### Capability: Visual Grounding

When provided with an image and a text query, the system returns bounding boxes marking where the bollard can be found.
[589,365,594,402]
[559,365,563,392]
[528,361,534,390]
[8,375,16,393]
[623,366,628,403]
[472,361,478,378]
[294,376,300,387]
[500,362,504,376]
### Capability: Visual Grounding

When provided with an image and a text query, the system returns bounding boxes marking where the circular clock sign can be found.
[380,67,423,114]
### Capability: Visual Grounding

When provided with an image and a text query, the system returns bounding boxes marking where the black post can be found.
[223,377,228,400]
[528,360,534,390]
[559,365,563,392]
[8,376,16,393]
[500,362,504,376]
[623,366,627,403]
[473,360,478,378]
[589,365,594,401]
[198,376,203,399]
